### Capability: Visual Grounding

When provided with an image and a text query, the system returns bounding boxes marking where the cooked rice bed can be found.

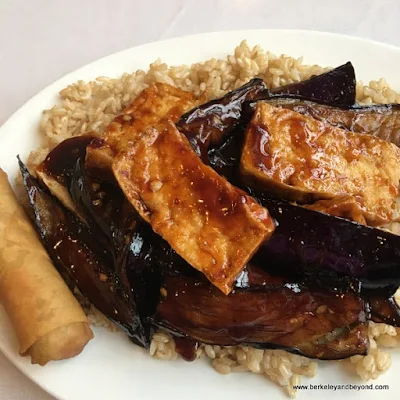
[28,40,400,398]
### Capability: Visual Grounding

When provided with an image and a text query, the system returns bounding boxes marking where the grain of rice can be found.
[377,335,397,348]
[212,359,232,375]
[231,364,249,373]
[204,345,216,359]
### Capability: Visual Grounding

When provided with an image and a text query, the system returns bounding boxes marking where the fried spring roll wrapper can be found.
[0,169,93,366]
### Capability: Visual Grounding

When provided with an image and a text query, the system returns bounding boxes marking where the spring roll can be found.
[0,169,93,365]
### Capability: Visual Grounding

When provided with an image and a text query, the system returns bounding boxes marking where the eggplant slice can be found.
[269,62,356,106]
[251,190,400,297]
[35,135,95,216]
[150,266,368,360]
[19,159,150,346]
[176,78,268,161]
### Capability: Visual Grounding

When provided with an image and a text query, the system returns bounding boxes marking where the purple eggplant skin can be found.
[67,157,162,345]
[67,157,127,252]
[150,267,369,360]
[38,135,95,181]
[248,189,400,297]
[176,78,268,161]
[18,159,150,346]
[270,62,356,106]
[368,296,400,326]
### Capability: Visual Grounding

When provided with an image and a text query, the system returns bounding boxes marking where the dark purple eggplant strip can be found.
[150,270,368,360]
[249,190,400,297]
[270,62,356,106]
[39,135,95,180]
[176,78,267,161]
[368,296,400,326]
[19,159,150,346]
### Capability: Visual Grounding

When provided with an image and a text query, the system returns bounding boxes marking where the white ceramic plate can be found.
[1,29,400,400]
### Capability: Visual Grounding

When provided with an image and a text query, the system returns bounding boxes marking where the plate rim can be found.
[2,28,400,141]
[1,29,400,400]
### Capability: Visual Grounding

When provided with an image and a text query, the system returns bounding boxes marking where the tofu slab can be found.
[86,83,202,175]
[305,196,367,225]
[113,121,275,294]
[240,103,400,225]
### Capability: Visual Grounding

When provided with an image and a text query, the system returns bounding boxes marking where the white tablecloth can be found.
[0,0,400,398]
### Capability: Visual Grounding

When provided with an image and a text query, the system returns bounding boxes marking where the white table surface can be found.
[1,0,400,398]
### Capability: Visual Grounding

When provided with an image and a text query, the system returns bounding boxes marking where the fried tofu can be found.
[240,103,400,225]
[85,83,202,174]
[113,120,275,294]
[305,196,367,225]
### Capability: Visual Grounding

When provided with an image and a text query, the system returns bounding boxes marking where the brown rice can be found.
[27,40,400,398]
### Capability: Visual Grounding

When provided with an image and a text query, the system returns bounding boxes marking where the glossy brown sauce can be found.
[177,78,267,161]
[85,83,202,174]
[174,337,199,361]
[153,273,368,359]
[266,99,400,147]
[113,120,275,294]
[241,102,400,224]
[39,135,94,180]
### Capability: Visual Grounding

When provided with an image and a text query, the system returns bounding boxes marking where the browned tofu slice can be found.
[240,103,400,225]
[113,120,275,294]
[305,196,367,225]
[86,83,202,175]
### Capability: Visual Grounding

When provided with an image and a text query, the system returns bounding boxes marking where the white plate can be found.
[1,29,400,400]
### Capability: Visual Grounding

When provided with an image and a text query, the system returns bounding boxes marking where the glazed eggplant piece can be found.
[68,157,127,252]
[36,135,125,249]
[176,78,267,161]
[125,223,370,360]
[67,156,161,344]
[151,267,368,360]
[270,62,356,106]
[38,135,94,180]
[259,98,400,147]
[19,160,149,346]
[35,135,95,216]
[368,296,400,326]
[249,189,400,297]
